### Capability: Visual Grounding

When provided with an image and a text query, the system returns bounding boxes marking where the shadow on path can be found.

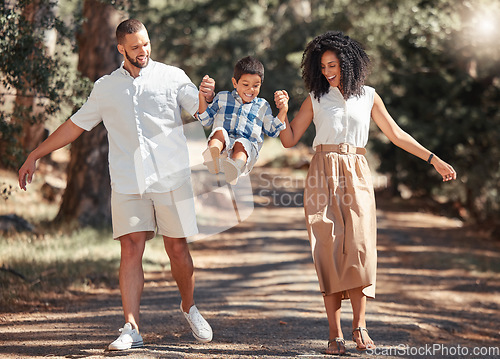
[1,168,499,358]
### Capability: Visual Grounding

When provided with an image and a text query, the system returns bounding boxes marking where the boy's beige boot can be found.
[223,158,246,185]
[202,146,221,174]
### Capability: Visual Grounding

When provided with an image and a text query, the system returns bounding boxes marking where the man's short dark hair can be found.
[233,56,265,82]
[116,19,146,44]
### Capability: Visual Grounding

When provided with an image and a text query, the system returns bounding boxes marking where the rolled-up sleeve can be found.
[70,86,102,131]
[261,104,286,138]
[197,94,221,127]
[177,82,199,116]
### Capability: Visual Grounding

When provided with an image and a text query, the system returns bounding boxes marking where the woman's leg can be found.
[323,292,345,354]
[348,287,375,349]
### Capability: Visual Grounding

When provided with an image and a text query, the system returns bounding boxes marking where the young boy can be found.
[197,56,287,185]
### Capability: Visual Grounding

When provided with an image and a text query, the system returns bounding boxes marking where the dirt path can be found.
[1,167,499,358]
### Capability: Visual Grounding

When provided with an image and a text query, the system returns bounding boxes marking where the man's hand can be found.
[200,75,215,103]
[18,155,36,191]
[17,119,85,191]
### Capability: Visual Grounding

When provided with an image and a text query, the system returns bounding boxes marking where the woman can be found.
[274,31,456,355]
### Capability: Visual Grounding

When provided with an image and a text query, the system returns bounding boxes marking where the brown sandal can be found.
[326,337,346,355]
[352,327,375,351]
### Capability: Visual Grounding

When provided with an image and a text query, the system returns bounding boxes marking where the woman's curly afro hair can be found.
[301,31,371,101]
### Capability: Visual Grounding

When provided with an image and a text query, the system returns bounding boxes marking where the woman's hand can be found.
[431,156,457,182]
[274,90,289,111]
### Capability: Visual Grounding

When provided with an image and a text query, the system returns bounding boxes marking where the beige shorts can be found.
[111,181,199,240]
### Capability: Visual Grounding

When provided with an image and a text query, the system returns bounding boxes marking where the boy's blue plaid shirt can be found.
[197,90,286,145]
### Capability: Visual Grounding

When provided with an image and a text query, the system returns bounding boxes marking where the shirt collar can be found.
[329,86,342,96]
[120,58,154,78]
[327,86,347,101]
[231,89,257,105]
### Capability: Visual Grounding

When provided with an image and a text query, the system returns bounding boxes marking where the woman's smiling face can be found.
[321,50,341,88]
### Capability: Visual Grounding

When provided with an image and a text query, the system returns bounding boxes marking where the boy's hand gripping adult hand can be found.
[274,90,289,111]
[200,75,215,103]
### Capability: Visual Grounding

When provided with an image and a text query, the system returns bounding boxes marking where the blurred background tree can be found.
[54,0,126,227]
[0,0,84,167]
[1,0,499,233]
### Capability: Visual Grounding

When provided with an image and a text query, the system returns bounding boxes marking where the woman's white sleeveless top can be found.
[311,86,375,150]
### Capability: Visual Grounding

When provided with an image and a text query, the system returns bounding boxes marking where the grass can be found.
[0,141,215,311]
[0,226,174,311]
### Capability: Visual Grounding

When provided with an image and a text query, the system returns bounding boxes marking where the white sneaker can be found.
[180,303,213,343]
[108,323,144,351]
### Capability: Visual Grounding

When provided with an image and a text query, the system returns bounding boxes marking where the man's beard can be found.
[125,50,149,69]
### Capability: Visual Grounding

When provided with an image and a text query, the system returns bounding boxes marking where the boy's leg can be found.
[231,141,248,162]
[223,141,247,185]
[204,130,226,174]
[208,130,225,153]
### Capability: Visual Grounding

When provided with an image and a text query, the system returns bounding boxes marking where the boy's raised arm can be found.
[274,90,289,124]
[198,75,215,115]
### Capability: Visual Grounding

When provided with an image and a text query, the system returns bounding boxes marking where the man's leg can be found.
[108,231,147,351]
[164,236,212,342]
[163,236,194,311]
[119,231,147,331]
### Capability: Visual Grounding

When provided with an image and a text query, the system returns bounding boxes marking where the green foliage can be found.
[368,0,500,224]
[131,0,499,227]
[0,0,90,168]
[2,0,499,228]
[135,0,500,227]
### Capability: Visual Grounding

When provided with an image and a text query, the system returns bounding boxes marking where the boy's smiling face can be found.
[232,73,262,103]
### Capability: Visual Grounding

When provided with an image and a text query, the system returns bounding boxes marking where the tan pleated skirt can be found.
[304,151,377,300]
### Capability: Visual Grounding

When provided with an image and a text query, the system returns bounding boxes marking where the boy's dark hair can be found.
[116,19,146,44]
[301,31,371,100]
[233,56,265,82]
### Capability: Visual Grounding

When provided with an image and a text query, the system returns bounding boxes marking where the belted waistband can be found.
[315,143,366,155]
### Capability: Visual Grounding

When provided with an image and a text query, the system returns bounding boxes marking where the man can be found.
[18,19,215,351]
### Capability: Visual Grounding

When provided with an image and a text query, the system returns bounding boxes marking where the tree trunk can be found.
[55,0,125,227]
[14,0,55,153]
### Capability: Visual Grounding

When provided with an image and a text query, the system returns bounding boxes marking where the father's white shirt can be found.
[71,59,199,194]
